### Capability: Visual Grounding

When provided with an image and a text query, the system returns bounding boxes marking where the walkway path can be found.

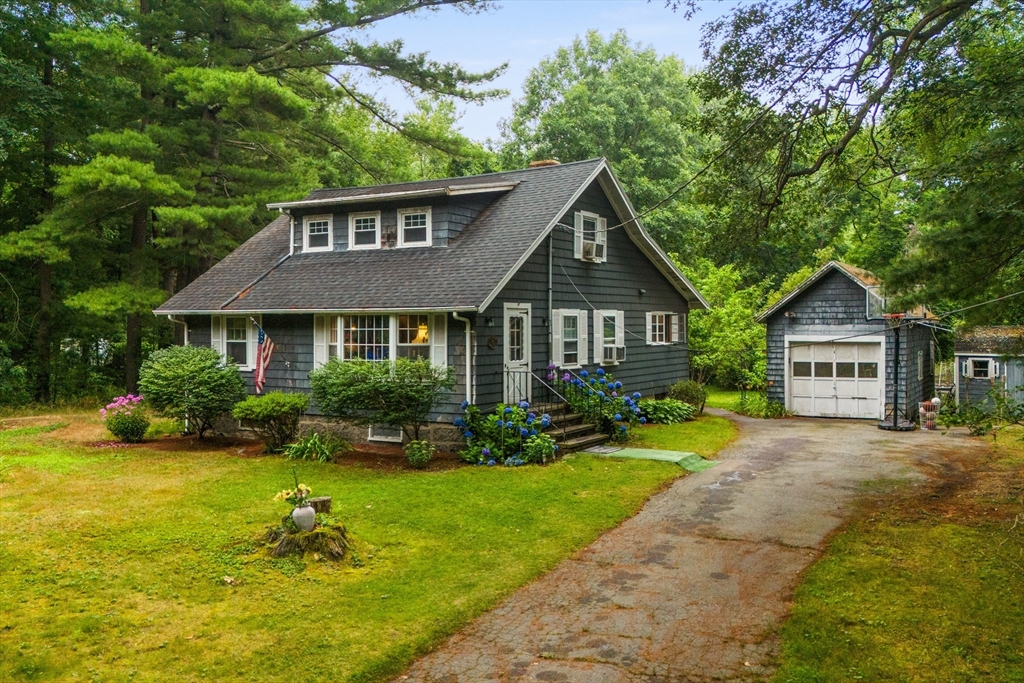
[397,411,979,682]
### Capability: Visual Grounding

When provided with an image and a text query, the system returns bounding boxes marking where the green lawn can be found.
[632,414,737,457]
[0,413,732,682]
[772,440,1024,682]
[704,387,742,410]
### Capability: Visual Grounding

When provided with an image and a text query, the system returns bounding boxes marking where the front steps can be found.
[533,402,609,453]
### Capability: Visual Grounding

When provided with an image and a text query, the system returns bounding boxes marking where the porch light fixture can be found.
[784,311,797,319]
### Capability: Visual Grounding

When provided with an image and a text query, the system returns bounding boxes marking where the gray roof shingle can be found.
[155,159,704,314]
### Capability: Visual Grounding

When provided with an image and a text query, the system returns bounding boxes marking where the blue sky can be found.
[356,1,739,143]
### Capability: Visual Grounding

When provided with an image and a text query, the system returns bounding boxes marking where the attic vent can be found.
[528,159,561,168]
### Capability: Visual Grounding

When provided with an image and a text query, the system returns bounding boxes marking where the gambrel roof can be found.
[155,159,707,315]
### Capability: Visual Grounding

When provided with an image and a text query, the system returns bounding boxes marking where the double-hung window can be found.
[303,215,332,252]
[593,309,625,364]
[211,315,259,370]
[397,207,431,247]
[313,314,448,368]
[574,211,607,263]
[645,312,681,345]
[349,211,380,250]
[552,309,588,368]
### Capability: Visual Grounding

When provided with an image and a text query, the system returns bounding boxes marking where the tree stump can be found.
[308,496,332,514]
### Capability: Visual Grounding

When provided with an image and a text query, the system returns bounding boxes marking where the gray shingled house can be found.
[954,326,1024,405]
[154,158,707,443]
[757,261,936,421]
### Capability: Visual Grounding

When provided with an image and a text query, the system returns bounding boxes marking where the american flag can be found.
[254,325,275,394]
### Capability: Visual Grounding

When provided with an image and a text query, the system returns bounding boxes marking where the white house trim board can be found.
[348,211,381,250]
[396,206,433,248]
[784,334,886,419]
[302,214,333,253]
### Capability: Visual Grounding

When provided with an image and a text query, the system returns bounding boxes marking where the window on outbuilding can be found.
[866,286,886,319]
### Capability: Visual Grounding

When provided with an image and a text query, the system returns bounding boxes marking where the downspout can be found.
[166,315,188,345]
[285,209,294,256]
[452,311,474,405]
[547,232,554,364]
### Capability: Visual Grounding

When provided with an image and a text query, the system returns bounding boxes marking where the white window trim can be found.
[302,214,333,253]
[348,211,381,251]
[866,286,886,320]
[965,357,999,379]
[312,313,447,369]
[645,311,678,346]
[594,309,625,365]
[213,314,260,372]
[368,424,403,443]
[573,210,608,263]
[552,308,587,369]
[396,206,433,248]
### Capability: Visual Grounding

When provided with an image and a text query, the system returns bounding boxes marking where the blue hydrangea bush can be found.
[454,399,557,466]
[553,366,642,442]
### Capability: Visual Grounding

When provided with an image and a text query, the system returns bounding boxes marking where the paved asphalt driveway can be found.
[397,411,978,682]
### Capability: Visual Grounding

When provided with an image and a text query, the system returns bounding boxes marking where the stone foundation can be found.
[212,415,464,450]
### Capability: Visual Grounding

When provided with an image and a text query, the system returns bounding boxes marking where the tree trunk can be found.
[35,262,52,402]
[125,203,148,393]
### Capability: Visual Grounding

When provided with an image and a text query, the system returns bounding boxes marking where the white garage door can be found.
[789,342,881,419]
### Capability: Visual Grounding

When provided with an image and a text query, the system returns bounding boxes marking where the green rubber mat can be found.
[586,448,719,472]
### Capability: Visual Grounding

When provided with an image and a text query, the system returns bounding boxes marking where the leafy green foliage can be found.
[667,380,707,415]
[138,345,246,439]
[522,433,557,465]
[499,30,707,254]
[554,368,642,442]
[731,393,788,419]
[0,344,31,408]
[232,392,309,453]
[309,358,455,442]
[403,439,434,470]
[283,432,351,464]
[638,398,695,425]
[937,388,1024,437]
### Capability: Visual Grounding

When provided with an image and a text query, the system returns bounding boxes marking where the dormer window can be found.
[574,210,607,263]
[398,207,432,247]
[303,215,333,252]
[349,211,380,250]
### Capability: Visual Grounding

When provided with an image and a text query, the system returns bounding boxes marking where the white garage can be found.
[786,338,885,419]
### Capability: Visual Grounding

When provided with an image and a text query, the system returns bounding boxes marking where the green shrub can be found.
[731,393,788,419]
[101,394,150,442]
[553,368,642,442]
[522,433,557,464]
[309,357,455,442]
[138,345,246,439]
[668,380,707,414]
[404,439,434,469]
[0,344,31,408]
[232,392,309,453]
[284,432,351,463]
[638,398,696,424]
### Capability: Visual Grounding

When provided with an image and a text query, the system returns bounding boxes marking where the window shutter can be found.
[994,361,1000,378]
[551,309,562,366]
[431,314,448,367]
[645,312,653,344]
[615,311,625,347]
[313,315,327,368]
[593,309,603,365]
[597,217,608,262]
[210,315,224,356]
[670,314,680,345]
[962,361,969,376]
[578,310,588,366]
[573,212,583,259]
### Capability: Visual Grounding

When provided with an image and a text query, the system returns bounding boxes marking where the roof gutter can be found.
[266,181,519,211]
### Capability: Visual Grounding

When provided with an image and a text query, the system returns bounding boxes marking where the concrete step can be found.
[557,432,610,453]
[548,422,598,440]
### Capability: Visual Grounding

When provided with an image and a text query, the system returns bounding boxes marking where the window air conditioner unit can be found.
[582,241,599,261]
[603,345,626,363]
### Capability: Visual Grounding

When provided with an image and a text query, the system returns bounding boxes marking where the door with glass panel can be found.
[504,304,531,404]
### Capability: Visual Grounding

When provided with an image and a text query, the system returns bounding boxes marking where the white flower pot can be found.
[291,505,316,532]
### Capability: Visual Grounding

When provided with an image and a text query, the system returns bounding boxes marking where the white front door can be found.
[504,303,531,404]
[790,341,882,419]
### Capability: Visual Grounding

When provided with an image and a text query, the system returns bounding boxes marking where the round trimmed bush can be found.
[233,392,310,453]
